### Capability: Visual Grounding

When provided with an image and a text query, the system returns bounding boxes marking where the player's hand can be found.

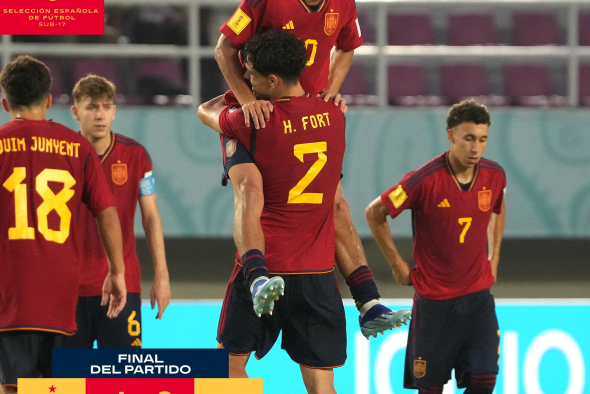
[151,273,171,320]
[242,100,274,129]
[391,262,413,286]
[317,89,348,114]
[101,273,127,319]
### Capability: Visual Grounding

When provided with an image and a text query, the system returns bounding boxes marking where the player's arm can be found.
[487,200,506,282]
[198,95,226,133]
[318,49,355,106]
[95,206,127,318]
[215,34,273,129]
[365,197,412,286]
[139,193,171,319]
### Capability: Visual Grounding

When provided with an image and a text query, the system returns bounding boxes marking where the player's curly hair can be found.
[0,55,51,110]
[446,99,491,129]
[73,74,116,103]
[243,29,307,85]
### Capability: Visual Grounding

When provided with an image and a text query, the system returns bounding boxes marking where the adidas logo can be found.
[437,199,451,208]
[282,20,294,30]
[131,338,142,347]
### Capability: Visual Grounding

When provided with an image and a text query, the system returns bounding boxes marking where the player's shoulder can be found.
[115,133,150,154]
[403,153,447,191]
[479,157,506,178]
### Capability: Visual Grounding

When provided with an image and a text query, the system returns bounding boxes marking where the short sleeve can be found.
[81,144,115,216]
[219,106,253,149]
[219,0,263,48]
[493,178,507,215]
[336,2,363,50]
[380,173,422,219]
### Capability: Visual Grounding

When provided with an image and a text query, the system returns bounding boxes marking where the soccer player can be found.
[0,56,126,391]
[216,0,410,336]
[365,100,506,394]
[199,30,346,392]
[64,75,171,349]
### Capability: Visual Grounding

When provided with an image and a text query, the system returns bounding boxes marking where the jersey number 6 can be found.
[3,167,76,244]
[288,142,327,204]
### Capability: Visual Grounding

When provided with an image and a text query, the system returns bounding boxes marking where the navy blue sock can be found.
[241,249,269,288]
[345,266,381,309]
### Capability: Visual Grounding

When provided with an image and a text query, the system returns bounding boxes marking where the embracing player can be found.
[200,30,347,393]
[216,0,410,336]
[64,75,170,349]
[366,100,506,393]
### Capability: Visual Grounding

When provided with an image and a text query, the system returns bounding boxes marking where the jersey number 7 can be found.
[3,167,76,243]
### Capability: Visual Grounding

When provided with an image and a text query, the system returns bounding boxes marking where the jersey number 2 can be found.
[3,167,76,243]
[288,142,327,204]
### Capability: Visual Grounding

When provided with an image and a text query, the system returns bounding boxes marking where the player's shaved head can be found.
[73,74,116,104]
[243,30,307,85]
[446,99,491,130]
[0,55,51,110]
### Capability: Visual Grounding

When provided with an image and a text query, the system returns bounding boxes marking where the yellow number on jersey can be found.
[3,167,76,243]
[288,142,327,204]
[458,217,473,243]
[304,39,318,66]
[3,167,35,240]
[128,310,141,336]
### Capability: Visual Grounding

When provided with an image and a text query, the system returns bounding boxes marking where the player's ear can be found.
[45,94,52,109]
[112,104,116,120]
[269,74,279,88]
[1,98,9,113]
[447,128,454,143]
[71,104,80,121]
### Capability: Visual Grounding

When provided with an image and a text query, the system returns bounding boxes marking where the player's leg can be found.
[456,290,499,394]
[299,367,336,394]
[333,182,410,337]
[223,138,284,315]
[217,262,283,376]
[0,331,53,391]
[282,273,346,392]
[417,388,443,394]
[95,293,142,348]
[63,297,96,348]
[403,296,463,390]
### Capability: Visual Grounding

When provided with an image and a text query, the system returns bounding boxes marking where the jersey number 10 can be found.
[3,167,76,244]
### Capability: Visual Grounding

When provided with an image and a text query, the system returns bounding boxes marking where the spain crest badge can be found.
[478,188,492,211]
[414,359,426,378]
[324,13,339,36]
[112,161,128,185]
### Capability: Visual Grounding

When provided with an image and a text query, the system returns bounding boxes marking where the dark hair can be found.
[0,55,51,109]
[244,30,307,85]
[73,74,116,103]
[446,99,491,129]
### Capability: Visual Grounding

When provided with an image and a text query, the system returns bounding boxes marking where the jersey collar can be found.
[298,0,329,13]
[445,151,479,192]
[99,131,116,164]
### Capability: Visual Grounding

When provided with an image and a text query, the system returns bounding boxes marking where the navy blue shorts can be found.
[63,293,142,349]
[404,289,500,389]
[220,135,254,186]
[217,262,347,368]
[0,331,65,386]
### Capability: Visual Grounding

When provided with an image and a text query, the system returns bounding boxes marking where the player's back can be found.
[253,95,346,273]
[0,118,113,334]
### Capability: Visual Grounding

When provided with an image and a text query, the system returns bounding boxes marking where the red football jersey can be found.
[220,94,346,273]
[78,133,153,297]
[0,119,114,334]
[380,152,507,300]
[220,0,363,95]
